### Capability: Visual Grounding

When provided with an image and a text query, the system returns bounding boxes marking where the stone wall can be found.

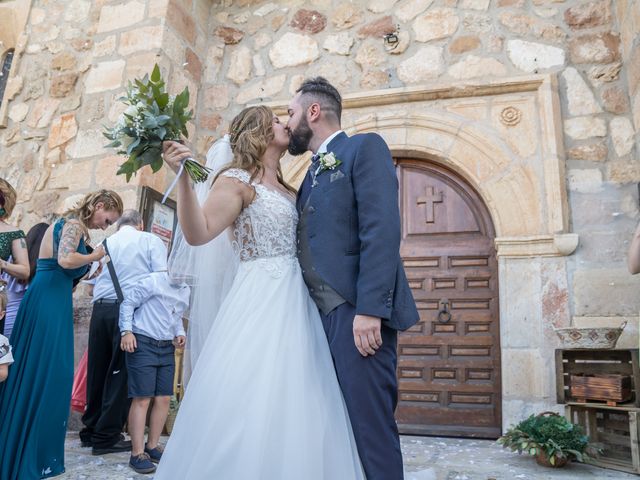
[195,0,639,316]
[0,0,210,229]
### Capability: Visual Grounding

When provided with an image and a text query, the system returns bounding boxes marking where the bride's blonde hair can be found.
[63,189,124,237]
[217,106,295,193]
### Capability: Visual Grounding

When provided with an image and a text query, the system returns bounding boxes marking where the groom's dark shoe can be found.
[129,453,156,474]
[92,438,132,455]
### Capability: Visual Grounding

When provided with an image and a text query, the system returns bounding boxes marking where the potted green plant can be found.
[497,411,598,467]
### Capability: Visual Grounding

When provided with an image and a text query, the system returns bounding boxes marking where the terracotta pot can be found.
[535,451,569,468]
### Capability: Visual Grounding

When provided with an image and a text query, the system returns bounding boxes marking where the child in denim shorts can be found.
[119,271,189,474]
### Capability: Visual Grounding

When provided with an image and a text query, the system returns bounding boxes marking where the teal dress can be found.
[0,219,88,479]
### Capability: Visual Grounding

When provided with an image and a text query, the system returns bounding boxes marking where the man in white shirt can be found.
[119,271,189,474]
[80,210,168,455]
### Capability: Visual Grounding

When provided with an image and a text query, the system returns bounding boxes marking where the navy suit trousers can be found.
[321,302,404,480]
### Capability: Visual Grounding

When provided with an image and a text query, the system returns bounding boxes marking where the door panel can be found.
[396,160,501,439]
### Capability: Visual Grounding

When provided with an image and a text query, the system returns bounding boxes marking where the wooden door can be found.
[395,159,501,439]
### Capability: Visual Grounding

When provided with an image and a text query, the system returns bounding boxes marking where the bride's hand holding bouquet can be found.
[104,64,210,200]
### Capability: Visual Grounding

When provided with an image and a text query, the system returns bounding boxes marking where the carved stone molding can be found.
[494,234,579,258]
[499,106,522,126]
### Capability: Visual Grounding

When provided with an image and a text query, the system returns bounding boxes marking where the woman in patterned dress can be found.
[0,178,29,337]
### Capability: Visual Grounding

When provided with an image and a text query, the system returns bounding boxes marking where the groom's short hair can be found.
[297,77,342,124]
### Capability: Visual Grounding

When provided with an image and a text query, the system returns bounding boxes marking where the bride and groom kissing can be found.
[159,77,419,480]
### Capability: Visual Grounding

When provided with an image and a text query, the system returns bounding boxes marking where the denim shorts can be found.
[125,334,175,398]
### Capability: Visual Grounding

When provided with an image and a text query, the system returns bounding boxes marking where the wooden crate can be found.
[570,374,632,405]
[556,349,640,407]
[566,404,640,474]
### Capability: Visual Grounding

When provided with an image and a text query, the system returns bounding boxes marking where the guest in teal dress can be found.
[0,190,123,480]
[0,178,30,337]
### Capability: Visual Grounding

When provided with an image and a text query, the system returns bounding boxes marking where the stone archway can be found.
[277,75,578,429]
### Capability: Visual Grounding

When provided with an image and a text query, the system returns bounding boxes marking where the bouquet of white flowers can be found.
[104,64,210,184]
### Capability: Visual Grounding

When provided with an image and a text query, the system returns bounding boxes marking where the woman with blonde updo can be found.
[0,189,123,480]
[155,107,364,479]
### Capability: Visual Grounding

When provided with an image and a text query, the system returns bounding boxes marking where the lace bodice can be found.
[222,169,298,262]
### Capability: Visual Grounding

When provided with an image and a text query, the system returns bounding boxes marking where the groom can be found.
[288,77,419,480]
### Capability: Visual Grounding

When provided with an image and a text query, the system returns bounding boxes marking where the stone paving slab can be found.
[59,433,636,479]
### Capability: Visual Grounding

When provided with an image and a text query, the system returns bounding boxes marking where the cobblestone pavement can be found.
[59,433,635,479]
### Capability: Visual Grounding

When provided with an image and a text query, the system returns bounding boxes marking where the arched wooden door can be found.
[395,159,501,439]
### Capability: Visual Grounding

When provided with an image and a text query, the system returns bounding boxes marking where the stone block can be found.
[601,86,630,114]
[8,103,29,123]
[506,39,565,72]
[227,45,252,85]
[118,25,163,56]
[95,156,130,188]
[97,1,146,33]
[235,74,286,104]
[564,116,607,140]
[214,26,244,45]
[562,67,601,116]
[367,0,398,13]
[48,113,78,149]
[413,8,459,42]
[199,113,222,131]
[203,85,230,110]
[67,129,107,159]
[185,48,202,83]
[167,0,196,45]
[610,116,636,157]
[50,73,79,98]
[357,15,394,38]
[501,349,545,397]
[573,268,640,316]
[499,258,542,349]
[564,0,612,30]
[567,168,603,193]
[449,35,480,54]
[608,160,640,184]
[85,60,125,94]
[331,4,363,31]
[569,32,621,64]
[448,55,506,80]
[566,141,608,161]
[27,98,61,129]
[323,33,354,56]
[290,9,327,34]
[360,69,389,89]
[397,46,444,83]
[51,52,77,71]
[396,0,434,22]
[269,33,319,69]
[355,40,386,68]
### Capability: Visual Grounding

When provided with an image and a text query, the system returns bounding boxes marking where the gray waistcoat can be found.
[297,196,346,315]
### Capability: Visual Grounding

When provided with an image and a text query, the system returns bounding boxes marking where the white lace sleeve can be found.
[221,168,252,185]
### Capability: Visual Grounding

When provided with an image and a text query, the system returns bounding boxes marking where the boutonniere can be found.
[314,152,342,176]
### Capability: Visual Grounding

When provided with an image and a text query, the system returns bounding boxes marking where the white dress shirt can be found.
[93,226,168,302]
[119,272,189,341]
[316,129,344,155]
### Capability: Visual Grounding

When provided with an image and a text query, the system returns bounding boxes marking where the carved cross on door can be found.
[416,186,443,223]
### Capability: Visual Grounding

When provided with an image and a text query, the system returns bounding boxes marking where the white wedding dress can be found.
[154,168,365,480]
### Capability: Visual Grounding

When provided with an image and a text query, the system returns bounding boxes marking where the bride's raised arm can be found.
[163,141,251,246]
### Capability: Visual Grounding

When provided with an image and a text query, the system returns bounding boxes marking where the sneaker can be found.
[144,443,164,463]
[92,439,132,455]
[129,453,156,474]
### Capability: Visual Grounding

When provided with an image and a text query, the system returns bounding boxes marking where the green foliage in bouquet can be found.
[497,412,598,466]
[104,64,210,183]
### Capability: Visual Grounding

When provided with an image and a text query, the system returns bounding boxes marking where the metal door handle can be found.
[438,298,452,323]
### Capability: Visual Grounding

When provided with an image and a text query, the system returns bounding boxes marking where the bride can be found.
[156,106,365,479]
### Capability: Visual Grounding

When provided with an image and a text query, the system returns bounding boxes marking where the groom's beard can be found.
[287,117,313,156]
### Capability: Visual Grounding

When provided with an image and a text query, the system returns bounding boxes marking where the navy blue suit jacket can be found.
[297,132,419,331]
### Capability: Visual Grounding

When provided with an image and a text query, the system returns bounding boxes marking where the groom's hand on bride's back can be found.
[162,141,193,174]
[353,314,383,357]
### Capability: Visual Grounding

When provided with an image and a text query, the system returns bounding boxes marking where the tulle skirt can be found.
[154,256,365,479]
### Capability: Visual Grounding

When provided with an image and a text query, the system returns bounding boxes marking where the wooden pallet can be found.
[556,349,640,407]
[566,404,640,474]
